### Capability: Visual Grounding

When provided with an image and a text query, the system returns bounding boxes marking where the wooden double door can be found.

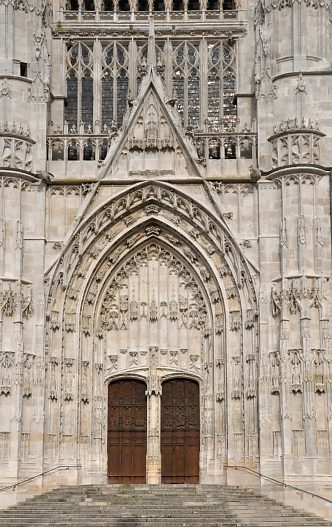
[107,378,200,484]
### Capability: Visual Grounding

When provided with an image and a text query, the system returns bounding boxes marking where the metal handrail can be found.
[224,465,332,505]
[0,465,82,493]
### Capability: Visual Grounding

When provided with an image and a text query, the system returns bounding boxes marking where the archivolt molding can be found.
[45,182,260,462]
[49,215,256,360]
[46,182,258,399]
[47,181,258,292]
[47,210,257,344]
[51,217,245,341]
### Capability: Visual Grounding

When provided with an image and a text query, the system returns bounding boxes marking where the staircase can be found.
[0,484,331,526]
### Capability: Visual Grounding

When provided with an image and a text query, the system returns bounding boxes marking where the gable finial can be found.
[147,15,156,70]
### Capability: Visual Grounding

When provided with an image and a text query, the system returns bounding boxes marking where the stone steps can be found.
[0,484,331,527]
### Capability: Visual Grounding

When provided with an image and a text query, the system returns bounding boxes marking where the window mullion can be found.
[93,39,102,132]
[77,43,83,127]
[200,38,208,130]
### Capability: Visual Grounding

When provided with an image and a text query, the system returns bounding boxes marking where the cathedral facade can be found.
[0,0,332,506]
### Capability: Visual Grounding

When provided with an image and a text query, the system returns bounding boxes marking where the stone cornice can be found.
[0,168,44,183]
[52,21,247,39]
[263,164,329,181]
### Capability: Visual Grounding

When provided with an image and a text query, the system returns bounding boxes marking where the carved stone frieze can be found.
[0,137,34,172]
[269,119,325,169]
[255,0,330,21]
[127,94,174,152]
[271,278,325,316]
[0,281,33,319]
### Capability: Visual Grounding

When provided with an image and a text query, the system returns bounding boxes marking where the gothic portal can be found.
[0,0,332,509]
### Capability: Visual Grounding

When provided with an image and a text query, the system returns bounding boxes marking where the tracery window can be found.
[118,0,130,9]
[187,0,200,9]
[137,40,165,91]
[172,41,200,128]
[154,0,164,10]
[207,0,219,8]
[103,0,113,9]
[63,37,237,135]
[172,0,183,10]
[65,42,94,128]
[66,0,79,9]
[64,0,236,9]
[101,42,129,127]
[84,0,95,10]
[138,0,149,10]
[223,0,235,9]
[207,41,236,127]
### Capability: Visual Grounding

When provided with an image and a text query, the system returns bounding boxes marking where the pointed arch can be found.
[45,181,260,477]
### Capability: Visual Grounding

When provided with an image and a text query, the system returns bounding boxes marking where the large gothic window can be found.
[137,41,165,92]
[63,37,237,134]
[172,41,200,128]
[207,41,236,127]
[101,42,129,127]
[65,42,94,128]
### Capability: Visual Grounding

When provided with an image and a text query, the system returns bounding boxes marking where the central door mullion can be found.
[146,386,162,484]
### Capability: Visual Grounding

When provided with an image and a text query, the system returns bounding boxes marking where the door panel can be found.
[107,379,147,483]
[161,378,200,483]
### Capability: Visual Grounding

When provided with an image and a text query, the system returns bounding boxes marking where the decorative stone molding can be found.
[269,351,280,395]
[231,356,241,399]
[0,433,10,461]
[268,119,325,169]
[0,282,33,318]
[246,354,256,399]
[271,278,325,316]
[288,349,303,394]
[0,0,52,16]
[230,310,241,331]
[22,353,35,398]
[49,356,59,401]
[0,351,15,396]
[0,137,34,172]
[255,28,277,99]
[98,241,210,369]
[255,0,330,21]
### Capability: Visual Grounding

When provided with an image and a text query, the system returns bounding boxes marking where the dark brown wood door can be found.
[107,379,147,483]
[161,378,200,484]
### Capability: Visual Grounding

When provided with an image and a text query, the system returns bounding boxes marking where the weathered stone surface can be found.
[0,0,331,517]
